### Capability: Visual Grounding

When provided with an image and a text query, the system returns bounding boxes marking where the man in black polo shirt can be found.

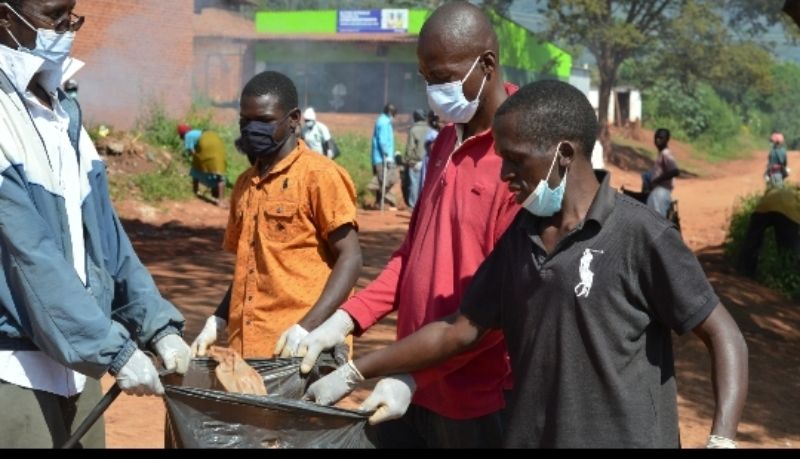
[305,80,749,448]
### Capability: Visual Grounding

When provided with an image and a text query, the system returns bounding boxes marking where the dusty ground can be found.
[100,136,799,448]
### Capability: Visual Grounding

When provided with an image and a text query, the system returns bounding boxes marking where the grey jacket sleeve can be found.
[0,164,136,378]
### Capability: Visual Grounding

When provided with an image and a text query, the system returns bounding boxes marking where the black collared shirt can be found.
[461,172,719,448]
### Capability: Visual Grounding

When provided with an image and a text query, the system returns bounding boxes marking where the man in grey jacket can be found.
[403,109,430,210]
[0,0,191,447]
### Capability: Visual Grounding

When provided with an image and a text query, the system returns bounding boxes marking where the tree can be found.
[644,2,774,121]
[726,0,795,35]
[542,0,682,161]
[766,61,800,148]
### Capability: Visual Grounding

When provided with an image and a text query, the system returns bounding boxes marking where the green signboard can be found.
[254,9,571,79]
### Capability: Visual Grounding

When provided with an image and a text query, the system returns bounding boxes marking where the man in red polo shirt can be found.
[297,1,519,448]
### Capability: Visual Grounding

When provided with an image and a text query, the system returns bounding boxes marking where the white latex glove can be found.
[154,334,191,375]
[359,374,416,425]
[115,349,165,396]
[303,360,364,406]
[297,310,354,374]
[190,315,226,357]
[274,324,309,358]
[706,435,737,449]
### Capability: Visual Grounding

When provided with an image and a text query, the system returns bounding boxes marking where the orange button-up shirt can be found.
[223,141,358,357]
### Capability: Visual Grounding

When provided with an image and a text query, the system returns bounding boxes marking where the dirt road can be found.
[102,150,799,448]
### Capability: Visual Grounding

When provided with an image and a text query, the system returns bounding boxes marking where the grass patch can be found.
[333,133,374,206]
[693,130,763,163]
[134,161,195,203]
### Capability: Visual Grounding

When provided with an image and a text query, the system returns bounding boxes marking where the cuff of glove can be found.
[108,339,138,376]
[346,360,366,384]
[706,435,737,449]
[395,373,417,393]
[331,309,355,336]
[150,326,182,349]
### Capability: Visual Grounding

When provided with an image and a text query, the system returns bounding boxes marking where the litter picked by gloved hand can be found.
[207,346,268,396]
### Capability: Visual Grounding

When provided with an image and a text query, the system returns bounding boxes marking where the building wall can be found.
[193,37,252,108]
[72,0,195,128]
[255,40,426,114]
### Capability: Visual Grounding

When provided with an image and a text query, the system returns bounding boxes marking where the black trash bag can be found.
[163,347,376,448]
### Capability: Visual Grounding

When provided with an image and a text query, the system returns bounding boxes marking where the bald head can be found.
[419,1,499,60]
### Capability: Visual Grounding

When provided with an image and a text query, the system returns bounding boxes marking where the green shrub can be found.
[724,192,800,300]
[134,161,194,203]
[643,79,705,140]
[137,103,183,153]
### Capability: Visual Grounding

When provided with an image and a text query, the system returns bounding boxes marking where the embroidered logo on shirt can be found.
[574,249,604,298]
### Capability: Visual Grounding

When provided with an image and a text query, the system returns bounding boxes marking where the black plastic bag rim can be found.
[165,385,372,420]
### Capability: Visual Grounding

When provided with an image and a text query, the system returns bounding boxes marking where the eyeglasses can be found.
[7,4,85,33]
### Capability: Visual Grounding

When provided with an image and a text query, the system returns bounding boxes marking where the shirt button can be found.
[248,296,253,302]
[249,269,255,274]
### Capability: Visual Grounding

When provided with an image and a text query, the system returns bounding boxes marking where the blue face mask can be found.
[521,142,568,217]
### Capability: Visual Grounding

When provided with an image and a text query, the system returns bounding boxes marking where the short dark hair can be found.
[241,71,298,112]
[655,128,671,141]
[495,80,599,159]
[384,103,396,116]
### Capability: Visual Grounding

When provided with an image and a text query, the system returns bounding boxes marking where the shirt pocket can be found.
[460,182,495,238]
[262,201,301,243]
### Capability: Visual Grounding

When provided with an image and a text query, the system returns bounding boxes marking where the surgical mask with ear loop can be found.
[2,4,76,92]
[521,142,569,217]
[426,55,488,124]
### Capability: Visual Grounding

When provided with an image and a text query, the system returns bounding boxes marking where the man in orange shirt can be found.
[190,71,362,358]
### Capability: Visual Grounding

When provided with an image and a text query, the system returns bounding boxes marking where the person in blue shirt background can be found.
[370,103,399,210]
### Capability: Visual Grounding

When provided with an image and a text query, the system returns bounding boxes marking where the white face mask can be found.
[426,56,488,124]
[4,4,75,90]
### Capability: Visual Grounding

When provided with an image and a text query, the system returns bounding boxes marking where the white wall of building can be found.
[589,88,642,125]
